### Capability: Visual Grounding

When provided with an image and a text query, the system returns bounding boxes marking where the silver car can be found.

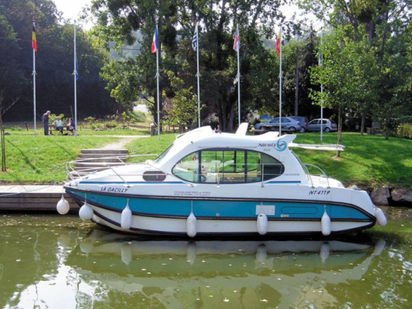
[255,117,303,133]
[307,119,337,132]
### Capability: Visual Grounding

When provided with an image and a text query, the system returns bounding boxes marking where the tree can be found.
[0,0,116,121]
[304,0,412,139]
[163,71,198,131]
[91,0,284,131]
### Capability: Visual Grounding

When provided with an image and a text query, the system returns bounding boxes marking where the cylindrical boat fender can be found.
[79,202,93,221]
[372,238,386,256]
[186,212,197,238]
[121,243,132,265]
[256,244,267,264]
[186,241,197,264]
[257,213,268,235]
[79,240,93,254]
[56,195,70,215]
[321,210,331,236]
[320,242,330,263]
[121,204,132,230]
[375,207,387,226]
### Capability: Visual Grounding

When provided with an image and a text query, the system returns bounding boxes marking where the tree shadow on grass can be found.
[43,137,74,157]
[6,140,39,172]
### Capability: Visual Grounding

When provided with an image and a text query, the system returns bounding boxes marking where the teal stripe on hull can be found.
[67,189,370,220]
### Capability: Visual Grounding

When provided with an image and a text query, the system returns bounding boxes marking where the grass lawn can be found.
[0,134,118,184]
[293,133,412,187]
[126,132,412,187]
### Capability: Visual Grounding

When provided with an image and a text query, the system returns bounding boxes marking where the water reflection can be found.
[0,214,410,308]
[65,230,387,308]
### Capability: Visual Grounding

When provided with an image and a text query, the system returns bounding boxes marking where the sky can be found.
[53,0,319,30]
[54,0,89,22]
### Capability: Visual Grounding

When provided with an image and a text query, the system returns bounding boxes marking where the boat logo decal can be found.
[100,186,128,193]
[275,139,287,152]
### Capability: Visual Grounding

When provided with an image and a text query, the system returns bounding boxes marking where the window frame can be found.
[171,148,284,184]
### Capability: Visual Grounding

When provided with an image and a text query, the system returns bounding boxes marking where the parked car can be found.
[254,117,303,133]
[307,119,337,132]
[289,116,308,132]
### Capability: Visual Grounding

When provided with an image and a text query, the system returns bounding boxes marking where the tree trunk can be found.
[360,112,365,135]
[295,45,299,116]
[336,106,343,158]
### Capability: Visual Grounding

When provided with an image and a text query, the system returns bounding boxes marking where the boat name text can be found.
[100,186,128,193]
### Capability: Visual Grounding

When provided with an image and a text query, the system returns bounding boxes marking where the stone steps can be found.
[70,148,129,177]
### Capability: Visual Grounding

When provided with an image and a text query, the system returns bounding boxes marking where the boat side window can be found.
[200,150,245,183]
[172,151,200,182]
[247,151,284,182]
[173,150,283,183]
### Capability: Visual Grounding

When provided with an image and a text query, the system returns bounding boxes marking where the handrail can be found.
[303,163,330,188]
[65,153,159,181]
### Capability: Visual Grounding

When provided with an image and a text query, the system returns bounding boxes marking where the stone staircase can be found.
[71,149,129,177]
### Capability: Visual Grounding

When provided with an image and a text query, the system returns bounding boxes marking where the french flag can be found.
[151,27,158,54]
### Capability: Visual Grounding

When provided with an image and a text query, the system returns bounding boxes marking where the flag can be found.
[233,26,240,51]
[151,27,158,54]
[32,23,37,52]
[192,23,198,51]
[275,33,280,56]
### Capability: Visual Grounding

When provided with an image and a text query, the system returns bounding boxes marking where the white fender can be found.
[372,239,386,256]
[375,207,387,226]
[320,242,330,263]
[79,202,93,221]
[56,195,70,215]
[186,242,197,264]
[121,204,132,230]
[256,245,267,264]
[186,212,197,238]
[321,210,331,236]
[121,243,132,265]
[257,213,268,235]
[79,240,93,254]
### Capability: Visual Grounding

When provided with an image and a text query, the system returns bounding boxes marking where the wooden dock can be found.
[0,185,79,212]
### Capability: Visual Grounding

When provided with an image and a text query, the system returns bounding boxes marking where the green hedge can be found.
[397,123,412,139]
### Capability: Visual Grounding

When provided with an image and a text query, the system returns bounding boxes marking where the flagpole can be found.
[279,28,282,136]
[156,24,160,139]
[319,31,323,143]
[236,25,241,127]
[196,23,201,128]
[73,23,78,137]
[32,20,37,135]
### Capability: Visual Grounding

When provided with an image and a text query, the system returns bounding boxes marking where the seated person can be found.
[66,118,76,134]
[53,117,64,134]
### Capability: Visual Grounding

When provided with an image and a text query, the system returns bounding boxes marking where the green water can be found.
[0,207,411,308]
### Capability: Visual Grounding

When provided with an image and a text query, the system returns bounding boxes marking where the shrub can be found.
[104,121,117,129]
[397,115,412,124]
[397,123,412,139]
[90,123,104,130]
[84,116,96,123]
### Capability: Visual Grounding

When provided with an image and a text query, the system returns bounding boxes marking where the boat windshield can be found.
[155,144,173,164]
[291,150,309,175]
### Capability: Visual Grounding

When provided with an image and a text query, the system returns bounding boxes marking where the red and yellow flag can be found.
[275,33,280,56]
[32,24,37,52]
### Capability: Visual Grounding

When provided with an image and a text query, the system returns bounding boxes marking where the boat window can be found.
[172,149,284,183]
[200,150,245,183]
[143,170,167,182]
[155,144,173,163]
[172,151,200,182]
